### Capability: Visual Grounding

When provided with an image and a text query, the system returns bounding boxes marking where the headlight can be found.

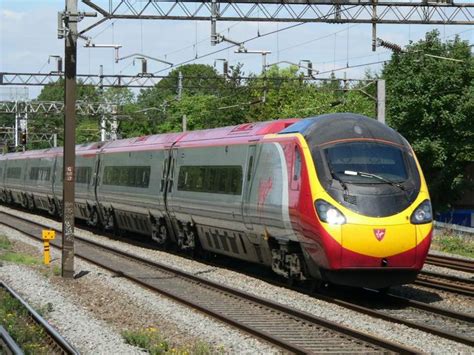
[315,199,346,225]
[410,200,433,224]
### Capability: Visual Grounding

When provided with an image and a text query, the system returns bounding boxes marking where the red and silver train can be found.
[0,113,433,288]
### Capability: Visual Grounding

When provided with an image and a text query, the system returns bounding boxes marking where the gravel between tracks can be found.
[1,205,473,353]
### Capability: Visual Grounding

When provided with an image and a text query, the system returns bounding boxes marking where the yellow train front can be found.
[282,113,433,289]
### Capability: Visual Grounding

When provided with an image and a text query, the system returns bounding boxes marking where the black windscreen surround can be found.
[296,113,421,217]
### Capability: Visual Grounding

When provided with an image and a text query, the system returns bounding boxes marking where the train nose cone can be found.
[340,224,417,268]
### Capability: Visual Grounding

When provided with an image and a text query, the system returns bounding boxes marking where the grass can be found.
[122,327,216,354]
[0,288,51,354]
[0,235,61,276]
[0,235,41,265]
[0,235,12,250]
[0,251,42,265]
[122,327,170,354]
[432,233,474,259]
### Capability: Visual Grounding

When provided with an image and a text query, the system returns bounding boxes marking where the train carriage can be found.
[94,133,182,240]
[0,155,5,202]
[3,152,28,206]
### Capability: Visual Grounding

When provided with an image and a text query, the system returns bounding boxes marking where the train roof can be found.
[2,115,401,158]
[0,119,301,158]
[100,118,299,152]
[280,113,407,148]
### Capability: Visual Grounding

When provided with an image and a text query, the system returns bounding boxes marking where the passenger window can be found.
[247,156,253,182]
[294,147,301,181]
[103,166,151,188]
[177,165,243,195]
[7,167,22,179]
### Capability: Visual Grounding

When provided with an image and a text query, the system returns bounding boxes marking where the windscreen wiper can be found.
[342,170,405,191]
[330,169,348,191]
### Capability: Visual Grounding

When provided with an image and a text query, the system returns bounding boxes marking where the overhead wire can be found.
[36,60,50,74]
[151,20,317,75]
[98,4,361,85]
[224,24,360,67]
[161,22,242,60]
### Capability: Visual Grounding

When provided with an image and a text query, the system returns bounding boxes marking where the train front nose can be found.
[340,223,417,268]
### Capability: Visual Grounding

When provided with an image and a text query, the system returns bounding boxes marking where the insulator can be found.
[376,38,403,53]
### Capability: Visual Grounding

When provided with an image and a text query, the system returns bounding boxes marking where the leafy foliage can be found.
[0,288,50,354]
[432,233,474,259]
[382,30,473,209]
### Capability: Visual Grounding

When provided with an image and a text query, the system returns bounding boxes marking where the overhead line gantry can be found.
[81,0,473,51]
[82,0,473,25]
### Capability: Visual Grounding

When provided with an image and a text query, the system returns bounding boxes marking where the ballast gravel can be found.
[0,224,278,354]
[0,263,142,354]
[1,205,473,354]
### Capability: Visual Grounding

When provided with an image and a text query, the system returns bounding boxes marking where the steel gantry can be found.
[81,0,473,28]
[0,100,120,150]
[81,0,473,50]
[0,72,164,88]
[0,100,117,116]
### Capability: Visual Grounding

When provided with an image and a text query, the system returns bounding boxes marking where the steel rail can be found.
[426,254,474,273]
[1,207,473,347]
[0,325,23,355]
[415,270,474,297]
[0,282,79,355]
[316,290,474,346]
[0,210,417,354]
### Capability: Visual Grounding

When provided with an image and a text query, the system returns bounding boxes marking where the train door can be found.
[242,144,256,229]
[161,146,179,242]
[51,156,58,199]
[163,147,178,213]
[93,153,101,205]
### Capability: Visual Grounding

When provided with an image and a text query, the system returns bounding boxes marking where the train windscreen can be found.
[324,142,408,183]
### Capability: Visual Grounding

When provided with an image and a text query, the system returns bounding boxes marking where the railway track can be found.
[0,281,78,355]
[415,270,474,297]
[425,254,474,273]
[0,210,416,354]
[319,288,474,347]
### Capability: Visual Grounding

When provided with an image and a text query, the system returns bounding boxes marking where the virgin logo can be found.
[373,229,386,241]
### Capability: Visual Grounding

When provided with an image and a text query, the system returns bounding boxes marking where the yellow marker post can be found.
[42,230,56,265]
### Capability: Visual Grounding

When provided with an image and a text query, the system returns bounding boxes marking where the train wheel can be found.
[104,208,115,231]
[6,191,13,205]
[48,199,57,216]
[308,279,328,294]
[88,207,100,228]
[27,195,35,210]
[178,223,196,251]
[151,222,169,247]
[20,193,28,208]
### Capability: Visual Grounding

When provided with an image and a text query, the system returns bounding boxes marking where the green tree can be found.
[246,65,373,120]
[134,64,248,135]
[382,30,473,210]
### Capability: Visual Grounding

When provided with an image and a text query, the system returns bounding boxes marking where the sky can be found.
[0,0,472,99]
